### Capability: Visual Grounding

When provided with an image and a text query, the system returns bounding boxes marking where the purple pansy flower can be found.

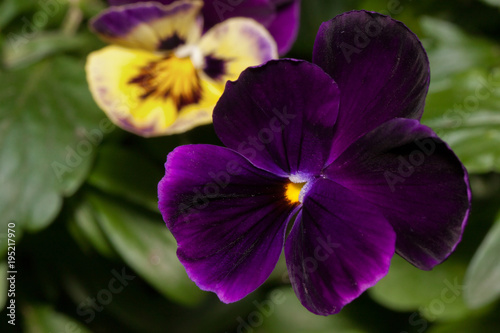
[158,11,471,315]
[107,0,301,55]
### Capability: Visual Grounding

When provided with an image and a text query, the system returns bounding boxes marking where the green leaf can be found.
[87,144,163,212]
[357,0,421,33]
[423,68,500,173]
[254,288,367,333]
[2,32,99,70]
[0,261,6,311]
[428,307,500,333]
[0,56,104,250]
[420,17,500,173]
[68,198,117,258]
[421,17,500,81]
[86,191,204,306]
[481,0,500,7]
[22,303,91,333]
[78,0,107,19]
[464,212,500,309]
[0,0,34,30]
[369,256,469,321]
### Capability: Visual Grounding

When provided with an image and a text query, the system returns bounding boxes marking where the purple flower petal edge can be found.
[325,118,471,270]
[158,144,298,302]
[265,0,301,54]
[213,59,340,178]
[92,1,200,49]
[108,0,300,54]
[313,10,430,162]
[285,178,396,315]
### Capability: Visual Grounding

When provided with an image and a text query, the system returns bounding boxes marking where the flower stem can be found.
[61,0,83,36]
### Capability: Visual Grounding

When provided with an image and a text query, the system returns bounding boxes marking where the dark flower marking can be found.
[158,33,185,51]
[203,55,227,80]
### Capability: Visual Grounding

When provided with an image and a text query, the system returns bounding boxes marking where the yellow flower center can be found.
[129,54,202,110]
[285,182,306,204]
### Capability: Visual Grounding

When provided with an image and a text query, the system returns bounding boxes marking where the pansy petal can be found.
[213,59,340,178]
[108,0,273,23]
[201,0,299,54]
[91,1,203,51]
[285,179,395,315]
[313,10,430,161]
[158,144,297,302]
[198,17,278,84]
[108,0,300,54]
[202,0,274,30]
[325,118,471,270]
[86,45,222,136]
[108,0,175,5]
[265,0,301,54]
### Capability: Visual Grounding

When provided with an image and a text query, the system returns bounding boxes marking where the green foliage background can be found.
[1,0,500,332]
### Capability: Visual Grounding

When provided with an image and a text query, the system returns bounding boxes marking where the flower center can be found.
[285,182,307,204]
[128,54,202,110]
[175,44,227,81]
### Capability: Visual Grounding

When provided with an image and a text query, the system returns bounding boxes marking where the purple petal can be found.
[108,0,272,23]
[213,59,340,179]
[158,144,297,302]
[265,0,300,54]
[285,179,395,315]
[92,1,202,51]
[202,0,300,55]
[108,0,300,55]
[108,0,175,5]
[202,0,273,29]
[313,10,430,162]
[324,118,471,270]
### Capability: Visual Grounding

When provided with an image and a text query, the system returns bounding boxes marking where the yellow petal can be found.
[86,45,222,136]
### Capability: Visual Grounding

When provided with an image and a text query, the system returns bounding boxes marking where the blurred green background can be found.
[1,0,500,332]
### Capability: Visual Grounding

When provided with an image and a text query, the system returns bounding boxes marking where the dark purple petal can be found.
[265,0,300,54]
[213,59,340,178]
[313,10,430,162]
[158,144,297,302]
[202,0,273,29]
[285,179,395,315]
[324,118,471,270]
